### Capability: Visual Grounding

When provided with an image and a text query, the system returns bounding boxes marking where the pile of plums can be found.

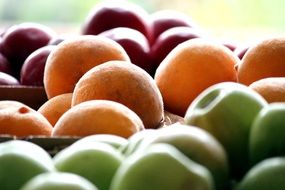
[0,23,56,86]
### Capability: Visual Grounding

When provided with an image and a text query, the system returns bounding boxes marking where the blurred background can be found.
[1,0,285,44]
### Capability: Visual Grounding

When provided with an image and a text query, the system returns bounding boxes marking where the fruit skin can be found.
[20,172,98,190]
[54,141,123,190]
[249,77,285,103]
[185,82,267,178]
[249,103,285,165]
[236,157,285,190]
[110,143,214,190]
[0,140,55,190]
[82,1,151,41]
[1,23,55,77]
[131,123,229,190]
[99,27,152,74]
[0,100,53,137]
[0,72,19,85]
[38,93,72,126]
[0,52,12,74]
[154,38,238,116]
[52,100,144,138]
[121,129,157,155]
[20,45,55,86]
[73,134,128,150]
[44,35,130,99]
[237,37,285,85]
[150,26,203,73]
[150,10,196,45]
[72,61,164,129]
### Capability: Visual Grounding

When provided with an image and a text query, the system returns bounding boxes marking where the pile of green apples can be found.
[185,82,285,190]
[1,81,285,190]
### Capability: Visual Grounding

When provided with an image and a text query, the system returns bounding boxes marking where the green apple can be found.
[53,141,123,190]
[0,140,55,190]
[20,172,98,190]
[185,82,267,178]
[110,143,214,190]
[250,103,285,165]
[132,123,229,190]
[236,157,285,190]
[120,129,157,155]
[72,134,128,150]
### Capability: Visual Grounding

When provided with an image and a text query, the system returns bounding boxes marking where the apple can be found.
[121,129,157,156]
[20,172,98,190]
[20,45,55,86]
[98,27,152,74]
[72,134,128,150]
[149,10,196,45]
[81,1,151,41]
[236,157,285,190]
[130,123,229,190]
[1,23,55,77]
[110,143,214,190]
[185,82,268,179]
[0,53,12,74]
[0,140,55,190]
[0,72,19,85]
[150,26,203,73]
[249,103,285,165]
[54,141,124,190]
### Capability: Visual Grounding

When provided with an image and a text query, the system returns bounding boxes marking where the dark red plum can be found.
[150,10,197,44]
[0,53,12,74]
[0,72,19,85]
[82,1,151,42]
[150,27,204,73]
[1,23,55,77]
[20,45,55,86]
[99,27,152,74]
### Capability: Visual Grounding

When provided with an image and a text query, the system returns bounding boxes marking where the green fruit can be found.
[236,157,285,190]
[20,172,98,190]
[110,143,214,190]
[0,140,55,190]
[54,141,123,190]
[72,134,128,150]
[133,123,229,190]
[250,103,285,165]
[120,129,156,155]
[185,82,267,178]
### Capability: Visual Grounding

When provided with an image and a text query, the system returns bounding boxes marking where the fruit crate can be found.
[0,85,47,110]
